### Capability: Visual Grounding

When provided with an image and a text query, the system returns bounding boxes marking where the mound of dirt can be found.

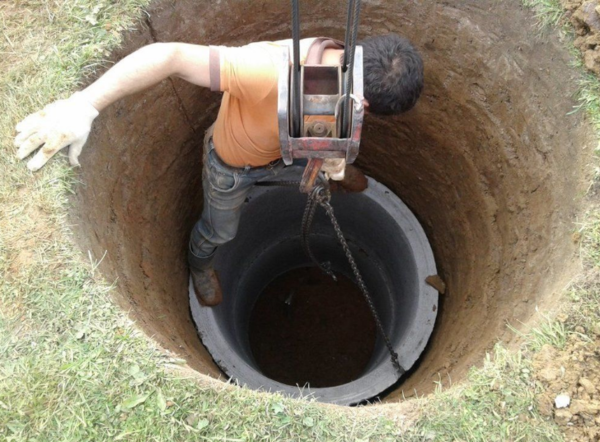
[564,0,600,75]
[534,330,600,441]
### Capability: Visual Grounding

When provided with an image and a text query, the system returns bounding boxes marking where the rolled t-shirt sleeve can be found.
[212,43,280,103]
[209,45,223,92]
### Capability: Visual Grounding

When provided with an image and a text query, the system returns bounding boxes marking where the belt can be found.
[209,138,282,173]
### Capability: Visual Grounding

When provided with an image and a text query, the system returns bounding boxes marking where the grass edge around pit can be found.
[0,0,599,441]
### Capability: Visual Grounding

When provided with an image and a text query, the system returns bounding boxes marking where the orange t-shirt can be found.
[210,39,322,167]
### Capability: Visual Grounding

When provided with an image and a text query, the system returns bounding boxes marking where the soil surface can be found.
[69,0,593,401]
[534,328,600,441]
[248,267,376,388]
[564,0,600,76]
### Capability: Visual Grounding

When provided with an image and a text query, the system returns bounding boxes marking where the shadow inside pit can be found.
[248,266,376,388]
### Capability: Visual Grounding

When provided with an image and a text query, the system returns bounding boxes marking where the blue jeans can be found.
[188,132,284,269]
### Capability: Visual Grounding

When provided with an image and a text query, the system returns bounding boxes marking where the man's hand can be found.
[322,158,346,181]
[15,93,99,171]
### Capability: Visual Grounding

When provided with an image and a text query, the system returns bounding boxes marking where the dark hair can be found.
[359,34,424,115]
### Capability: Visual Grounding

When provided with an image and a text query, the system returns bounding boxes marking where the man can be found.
[14,34,424,307]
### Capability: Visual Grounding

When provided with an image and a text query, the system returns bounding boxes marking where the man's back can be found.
[211,38,339,167]
[211,42,283,167]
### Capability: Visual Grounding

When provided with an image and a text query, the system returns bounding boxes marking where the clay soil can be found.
[249,267,376,388]
[564,0,600,76]
[534,329,600,442]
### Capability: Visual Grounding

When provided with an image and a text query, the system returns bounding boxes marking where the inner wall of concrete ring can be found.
[190,173,438,405]
[69,0,594,401]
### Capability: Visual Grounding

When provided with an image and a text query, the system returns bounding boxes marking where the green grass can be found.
[1,0,600,440]
[523,0,600,132]
[508,316,570,352]
[404,346,563,442]
[522,0,565,28]
[566,210,600,336]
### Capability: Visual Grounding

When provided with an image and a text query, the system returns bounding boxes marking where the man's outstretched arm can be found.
[15,43,211,171]
[81,43,211,110]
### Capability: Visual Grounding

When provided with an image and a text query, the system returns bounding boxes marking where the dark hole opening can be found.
[248,266,376,388]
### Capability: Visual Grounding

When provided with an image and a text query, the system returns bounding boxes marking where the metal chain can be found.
[306,185,405,375]
[301,186,337,281]
[258,178,336,279]
[256,180,302,188]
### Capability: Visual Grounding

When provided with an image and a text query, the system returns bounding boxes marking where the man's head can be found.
[359,34,424,115]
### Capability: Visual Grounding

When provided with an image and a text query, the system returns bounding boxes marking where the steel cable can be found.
[342,0,356,71]
[341,0,362,138]
[290,0,302,138]
[279,1,400,373]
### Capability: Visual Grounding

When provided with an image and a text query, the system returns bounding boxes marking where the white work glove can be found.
[15,92,99,171]
[321,158,346,181]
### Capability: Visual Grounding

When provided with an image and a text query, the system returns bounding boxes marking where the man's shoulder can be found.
[220,41,287,59]
[219,38,324,57]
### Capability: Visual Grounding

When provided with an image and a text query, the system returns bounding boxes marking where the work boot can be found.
[188,248,223,307]
[190,266,223,307]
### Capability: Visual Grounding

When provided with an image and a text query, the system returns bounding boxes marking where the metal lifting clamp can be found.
[278,0,364,194]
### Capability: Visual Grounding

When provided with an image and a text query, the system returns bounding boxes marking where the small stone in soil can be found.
[556,394,571,409]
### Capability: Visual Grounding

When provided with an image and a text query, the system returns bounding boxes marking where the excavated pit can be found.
[70,0,592,403]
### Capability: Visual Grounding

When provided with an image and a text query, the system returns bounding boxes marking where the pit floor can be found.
[248,266,376,388]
